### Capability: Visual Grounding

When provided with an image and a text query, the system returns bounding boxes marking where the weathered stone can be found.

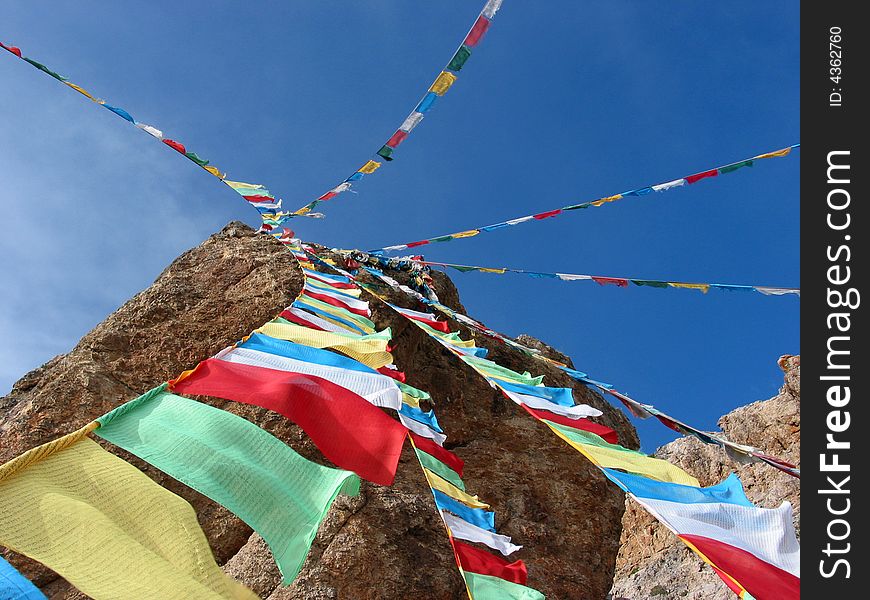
[2,223,638,599]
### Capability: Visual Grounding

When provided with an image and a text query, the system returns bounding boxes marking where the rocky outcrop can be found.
[2,222,640,599]
[609,355,800,600]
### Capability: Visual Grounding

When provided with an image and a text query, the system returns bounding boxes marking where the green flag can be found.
[464,572,546,600]
[95,385,360,583]
[447,45,472,71]
[415,449,465,491]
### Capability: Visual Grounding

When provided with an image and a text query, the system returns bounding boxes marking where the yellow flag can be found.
[223,179,265,190]
[451,230,480,239]
[401,392,421,409]
[257,322,394,368]
[591,194,623,207]
[298,300,376,334]
[753,147,792,159]
[479,268,506,274]
[0,433,255,600]
[424,468,490,509]
[429,71,458,95]
[544,422,699,486]
[669,282,710,294]
[203,165,225,178]
[306,279,362,297]
[63,81,96,101]
[359,160,381,175]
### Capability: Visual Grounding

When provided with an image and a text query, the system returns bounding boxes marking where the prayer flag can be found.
[169,358,407,485]
[95,387,361,582]
[0,431,256,600]
[452,540,528,585]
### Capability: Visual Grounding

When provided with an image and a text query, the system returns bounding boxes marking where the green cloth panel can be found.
[233,187,275,197]
[464,572,545,600]
[94,385,360,584]
[544,420,642,454]
[23,57,67,81]
[718,160,754,173]
[462,356,545,386]
[185,152,210,166]
[397,381,432,401]
[377,145,394,161]
[414,449,464,491]
[447,45,472,71]
[431,235,455,242]
[630,280,670,288]
[450,265,478,273]
[415,321,463,341]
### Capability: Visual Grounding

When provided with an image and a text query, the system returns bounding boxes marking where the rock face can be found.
[1,222,641,599]
[609,355,800,600]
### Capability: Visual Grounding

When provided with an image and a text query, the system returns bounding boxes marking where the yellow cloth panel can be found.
[429,71,458,95]
[358,160,381,174]
[401,392,421,409]
[256,322,393,368]
[479,267,506,274]
[754,147,792,159]
[0,436,255,600]
[223,179,264,190]
[669,283,710,293]
[591,194,623,207]
[203,165,225,178]
[451,230,480,239]
[63,82,96,100]
[544,422,700,486]
[423,468,490,509]
[305,278,362,297]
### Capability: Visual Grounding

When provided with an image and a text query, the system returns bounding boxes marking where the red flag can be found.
[685,169,718,184]
[170,359,407,486]
[521,404,619,444]
[279,309,326,331]
[533,209,562,220]
[387,130,409,148]
[317,191,338,201]
[410,432,464,476]
[242,195,276,204]
[406,240,431,249]
[452,539,528,585]
[162,138,186,154]
[592,276,629,287]
[302,290,370,317]
[464,15,492,47]
[400,311,451,333]
[377,366,406,383]
[678,535,799,600]
[1,42,22,57]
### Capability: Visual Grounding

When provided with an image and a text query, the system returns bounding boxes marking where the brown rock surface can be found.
[2,222,639,599]
[609,355,800,600]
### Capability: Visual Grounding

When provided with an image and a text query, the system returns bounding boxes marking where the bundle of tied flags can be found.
[275,239,546,599]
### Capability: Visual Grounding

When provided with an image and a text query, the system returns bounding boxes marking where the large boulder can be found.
[2,222,639,599]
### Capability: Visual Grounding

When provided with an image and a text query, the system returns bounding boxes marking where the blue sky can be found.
[1,1,798,451]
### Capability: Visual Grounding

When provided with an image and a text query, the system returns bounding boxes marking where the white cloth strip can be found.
[441,510,521,556]
[303,283,371,312]
[637,496,800,577]
[282,307,358,335]
[501,388,603,419]
[399,413,447,445]
[218,347,402,410]
[652,178,687,192]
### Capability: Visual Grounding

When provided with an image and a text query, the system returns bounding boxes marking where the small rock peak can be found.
[515,334,574,367]
[218,221,256,238]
